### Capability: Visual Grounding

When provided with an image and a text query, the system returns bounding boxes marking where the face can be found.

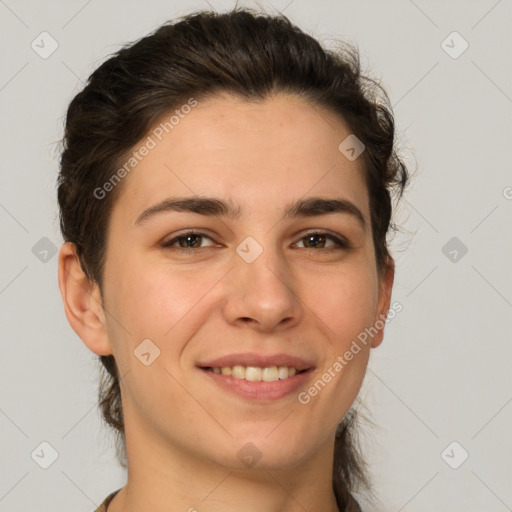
[86,92,393,470]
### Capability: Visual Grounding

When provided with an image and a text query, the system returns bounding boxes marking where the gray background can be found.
[1,0,511,511]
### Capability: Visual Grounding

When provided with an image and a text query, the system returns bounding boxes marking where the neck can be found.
[107,410,341,512]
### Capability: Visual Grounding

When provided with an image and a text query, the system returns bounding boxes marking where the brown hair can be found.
[57,7,408,510]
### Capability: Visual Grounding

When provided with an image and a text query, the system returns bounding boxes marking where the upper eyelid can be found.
[163,229,349,247]
[162,230,218,246]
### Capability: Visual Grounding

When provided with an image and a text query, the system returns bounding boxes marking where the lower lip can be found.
[199,368,312,401]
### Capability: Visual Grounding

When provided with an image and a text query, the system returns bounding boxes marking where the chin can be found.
[218,431,317,471]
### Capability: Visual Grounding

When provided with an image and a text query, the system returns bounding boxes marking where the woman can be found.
[57,7,408,512]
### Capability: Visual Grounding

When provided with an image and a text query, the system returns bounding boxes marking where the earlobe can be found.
[57,242,113,356]
[370,256,395,349]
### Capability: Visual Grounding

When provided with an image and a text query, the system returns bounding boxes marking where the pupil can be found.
[307,234,324,248]
[181,234,200,248]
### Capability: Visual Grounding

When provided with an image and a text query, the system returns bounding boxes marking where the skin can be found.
[58,92,394,512]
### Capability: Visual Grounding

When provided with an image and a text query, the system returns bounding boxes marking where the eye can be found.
[161,231,217,252]
[161,229,351,254]
[295,231,350,250]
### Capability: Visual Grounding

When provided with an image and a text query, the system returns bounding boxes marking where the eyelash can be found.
[161,230,351,253]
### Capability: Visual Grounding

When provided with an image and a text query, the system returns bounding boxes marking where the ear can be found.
[370,256,395,348]
[57,242,113,356]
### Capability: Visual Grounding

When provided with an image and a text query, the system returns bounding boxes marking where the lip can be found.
[196,352,315,402]
[200,367,313,401]
[197,352,314,372]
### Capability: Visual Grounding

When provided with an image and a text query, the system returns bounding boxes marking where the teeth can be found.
[232,365,246,379]
[278,366,289,379]
[262,366,279,382]
[208,365,301,381]
[246,366,262,381]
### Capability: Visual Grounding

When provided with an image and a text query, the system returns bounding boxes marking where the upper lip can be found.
[198,352,314,372]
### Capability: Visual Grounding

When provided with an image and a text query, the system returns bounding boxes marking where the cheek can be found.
[106,248,379,358]
[101,258,208,413]
[298,265,378,411]
[305,264,379,346]
[104,254,223,354]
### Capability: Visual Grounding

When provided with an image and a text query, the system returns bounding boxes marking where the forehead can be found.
[113,92,369,222]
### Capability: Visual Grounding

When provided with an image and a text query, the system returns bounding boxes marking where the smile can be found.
[204,365,302,381]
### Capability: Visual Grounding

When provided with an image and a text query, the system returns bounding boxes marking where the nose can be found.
[222,243,302,332]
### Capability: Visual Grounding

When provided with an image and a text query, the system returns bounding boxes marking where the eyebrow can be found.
[134,196,367,230]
